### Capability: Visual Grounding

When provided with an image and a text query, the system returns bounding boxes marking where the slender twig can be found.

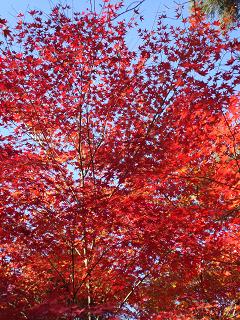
[112,0,146,20]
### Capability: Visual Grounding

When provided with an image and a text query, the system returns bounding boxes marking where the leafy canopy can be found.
[0,1,240,319]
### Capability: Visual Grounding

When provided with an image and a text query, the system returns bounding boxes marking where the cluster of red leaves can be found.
[0,2,239,319]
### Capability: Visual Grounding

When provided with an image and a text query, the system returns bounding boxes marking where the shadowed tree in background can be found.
[192,0,240,22]
[0,1,240,319]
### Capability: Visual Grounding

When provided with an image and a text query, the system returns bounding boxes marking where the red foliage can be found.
[0,2,239,319]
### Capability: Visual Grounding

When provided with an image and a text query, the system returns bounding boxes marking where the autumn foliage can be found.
[0,1,240,319]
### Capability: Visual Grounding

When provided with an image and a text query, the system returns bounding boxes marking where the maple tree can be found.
[0,1,240,319]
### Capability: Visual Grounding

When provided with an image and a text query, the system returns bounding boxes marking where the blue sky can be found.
[0,0,188,27]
